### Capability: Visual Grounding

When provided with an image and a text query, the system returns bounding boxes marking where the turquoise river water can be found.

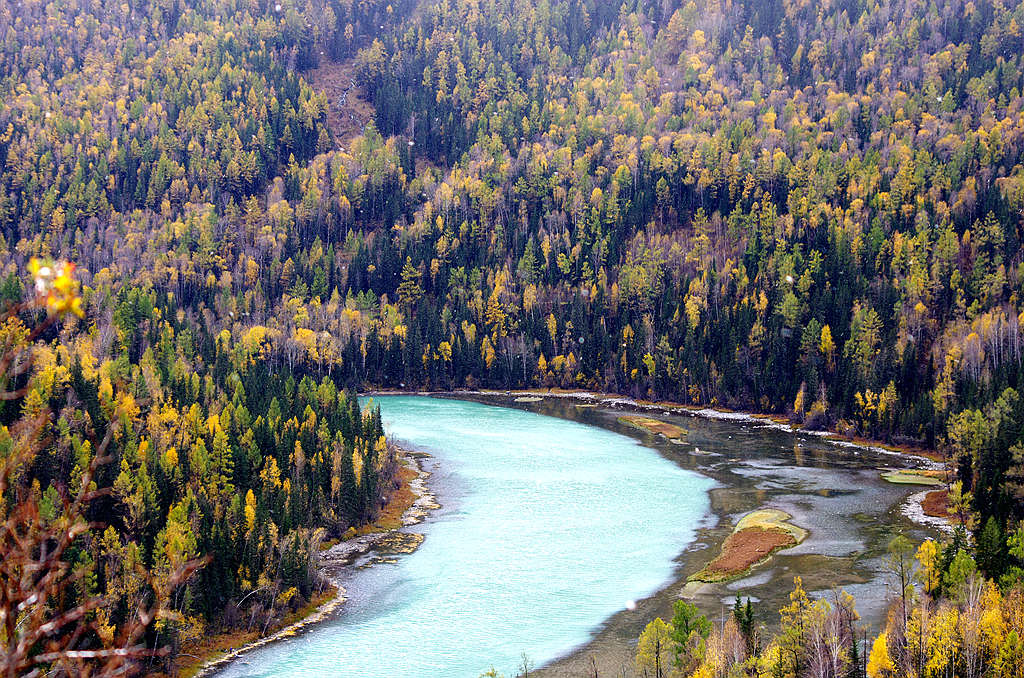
[214,395,714,677]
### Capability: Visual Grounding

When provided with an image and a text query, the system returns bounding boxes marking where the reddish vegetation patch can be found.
[306,58,375,148]
[701,528,796,578]
[922,489,949,518]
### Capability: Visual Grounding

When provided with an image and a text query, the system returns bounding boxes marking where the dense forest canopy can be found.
[5,0,1024,673]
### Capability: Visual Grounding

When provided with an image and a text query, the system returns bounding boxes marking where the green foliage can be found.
[978,516,1009,579]
[7,0,1024,481]
[670,599,711,670]
[733,595,756,656]
[943,548,979,600]
[10,0,1024,665]
[1002,525,1024,586]
[636,617,674,678]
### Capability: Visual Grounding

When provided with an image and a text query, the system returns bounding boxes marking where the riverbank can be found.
[197,391,952,678]
[180,587,344,678]
[510,388,944,464]
[381,385,953,547]
[320,451,439,578]
[369,387,944,466]
[182,449,437,677]
[429,389,952,678]
[464,388,953,539]
[431,387,949,540]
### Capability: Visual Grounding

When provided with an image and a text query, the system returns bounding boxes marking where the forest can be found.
[4,0,1024,674]
[628,530,1024,678]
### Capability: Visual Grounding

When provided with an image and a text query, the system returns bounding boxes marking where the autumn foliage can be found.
[6,0,1024,670]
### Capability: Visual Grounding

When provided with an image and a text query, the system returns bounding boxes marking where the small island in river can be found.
[690,509,808,583]
[617,415,689,442]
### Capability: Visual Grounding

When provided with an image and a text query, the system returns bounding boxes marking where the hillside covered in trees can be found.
[5,0,1024,673]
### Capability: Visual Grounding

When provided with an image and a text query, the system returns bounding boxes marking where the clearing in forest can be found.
[307,58,376,149]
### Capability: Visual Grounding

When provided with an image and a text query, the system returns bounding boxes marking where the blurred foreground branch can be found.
[0,260,206,677]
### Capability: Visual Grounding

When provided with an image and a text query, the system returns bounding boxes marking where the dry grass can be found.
[172,587,337,678]
[694,528,797,582]
[617,415,688,440]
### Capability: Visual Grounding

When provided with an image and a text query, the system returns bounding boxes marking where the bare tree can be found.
[960,576,986,678]
[0,261,205,677]
[516,652,534,678]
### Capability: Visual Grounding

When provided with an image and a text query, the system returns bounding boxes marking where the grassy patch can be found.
[617,415,688,439]
[735,509,808,542]
[881,470,944,486]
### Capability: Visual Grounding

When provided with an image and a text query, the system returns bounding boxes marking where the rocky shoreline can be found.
[371,387,944,468]
[191,450,438,678]
[320,451,440,578]
[902,488,955,535]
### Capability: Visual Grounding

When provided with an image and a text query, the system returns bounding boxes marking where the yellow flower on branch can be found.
[27,258,83,318]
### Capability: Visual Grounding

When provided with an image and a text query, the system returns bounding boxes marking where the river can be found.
[213,395,715,678]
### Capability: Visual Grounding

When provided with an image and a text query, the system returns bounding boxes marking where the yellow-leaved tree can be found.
[866,631,895,678]
[636,617,676,678]
[1,259,205,676]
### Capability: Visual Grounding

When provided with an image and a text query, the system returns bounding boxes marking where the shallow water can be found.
[214,396,714,678]
[503,396,939,651]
